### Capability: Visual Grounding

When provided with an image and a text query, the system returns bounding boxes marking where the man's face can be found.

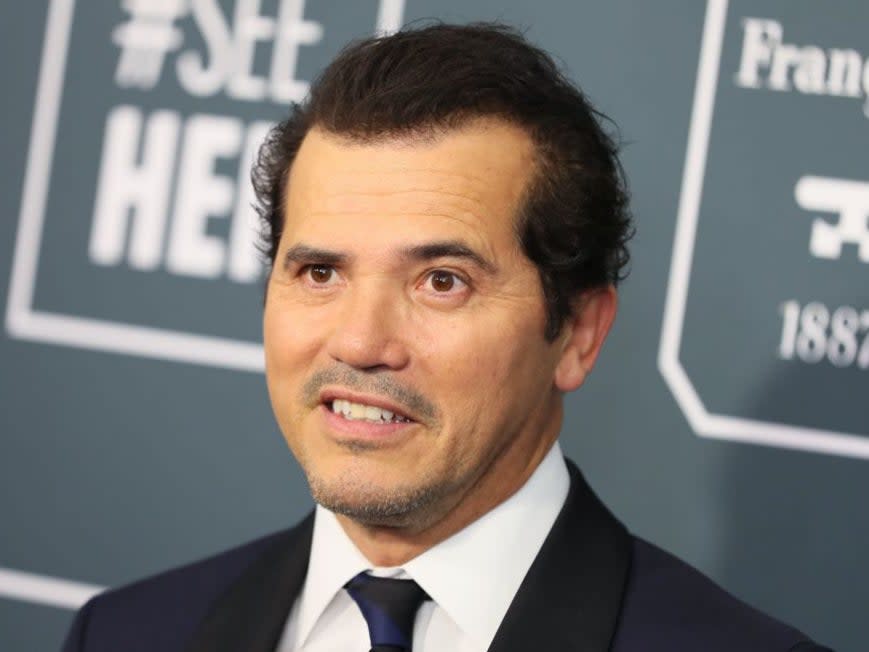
[264,120,572,532]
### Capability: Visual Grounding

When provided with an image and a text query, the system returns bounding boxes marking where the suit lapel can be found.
[185,512,314,652]
[487,459,632,652]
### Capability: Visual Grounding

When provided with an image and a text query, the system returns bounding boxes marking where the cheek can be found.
[264,296,321,365]
[417,313,537,425]
[263,300,325,422]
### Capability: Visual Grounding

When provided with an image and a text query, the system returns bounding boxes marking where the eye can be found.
[423,270,467,294]
[302,264,339,286]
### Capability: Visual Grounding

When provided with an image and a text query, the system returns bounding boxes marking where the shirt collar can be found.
[293,499,372,648]
[294,440,570,650]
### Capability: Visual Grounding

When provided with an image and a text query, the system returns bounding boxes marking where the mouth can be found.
[327,398,413,424]
[318,390,418,427]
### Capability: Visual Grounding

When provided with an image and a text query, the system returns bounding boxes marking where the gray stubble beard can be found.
[306,465,451,529]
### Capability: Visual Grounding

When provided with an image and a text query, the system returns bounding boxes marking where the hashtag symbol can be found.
[112,0,188,90]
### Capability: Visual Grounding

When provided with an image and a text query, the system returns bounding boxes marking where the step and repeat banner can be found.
[1,1,865,650]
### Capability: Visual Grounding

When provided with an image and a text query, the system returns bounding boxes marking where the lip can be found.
[318,387,416,422]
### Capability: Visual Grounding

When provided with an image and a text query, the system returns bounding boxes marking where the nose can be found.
[325,279,410,372]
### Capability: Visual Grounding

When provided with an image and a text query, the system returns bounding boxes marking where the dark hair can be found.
[253,22,632,340]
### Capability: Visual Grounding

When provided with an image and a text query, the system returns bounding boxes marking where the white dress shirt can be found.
[275,440,570,652]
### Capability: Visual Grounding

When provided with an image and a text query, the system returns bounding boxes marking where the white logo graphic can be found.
[113,0,188,89]
[795,176,869,263]
[659,0,869,461]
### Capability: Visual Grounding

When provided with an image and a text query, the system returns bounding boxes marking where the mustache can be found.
[301,367,438,422]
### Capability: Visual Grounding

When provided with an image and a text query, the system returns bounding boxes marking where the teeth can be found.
[365,405,381,420]
[330,399,408,423]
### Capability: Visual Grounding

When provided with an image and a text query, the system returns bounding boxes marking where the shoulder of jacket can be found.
[62,524,305,651]
[610,537,829,651]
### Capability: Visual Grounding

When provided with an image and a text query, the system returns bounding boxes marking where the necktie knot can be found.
[345,571,430,651]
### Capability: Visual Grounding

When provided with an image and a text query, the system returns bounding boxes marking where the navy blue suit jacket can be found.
[61,460,831,651]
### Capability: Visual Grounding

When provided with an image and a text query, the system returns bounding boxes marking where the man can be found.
[62,23,830,652]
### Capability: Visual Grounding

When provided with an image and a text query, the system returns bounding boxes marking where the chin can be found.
[306,467,442,528]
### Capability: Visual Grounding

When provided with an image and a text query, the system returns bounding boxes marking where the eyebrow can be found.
[283,244,347,269]
[282,240,497,274]
[402,241,497,274]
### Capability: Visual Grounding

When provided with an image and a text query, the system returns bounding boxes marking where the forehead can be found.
[282,120,537,251]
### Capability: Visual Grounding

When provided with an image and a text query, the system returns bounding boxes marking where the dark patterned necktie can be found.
[345,571,430,651]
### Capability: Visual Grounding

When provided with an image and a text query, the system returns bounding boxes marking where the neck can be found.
[335,407,562,567]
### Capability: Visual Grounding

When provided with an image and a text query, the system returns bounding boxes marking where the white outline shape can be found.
[376,0,406,35]
[4,0,409,373]
[5,0,264,373]
[0,0,263,614]
[0,567,102,610]
[658,0,869,460]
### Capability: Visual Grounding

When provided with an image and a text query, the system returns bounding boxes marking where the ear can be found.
[553,286,618,392]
